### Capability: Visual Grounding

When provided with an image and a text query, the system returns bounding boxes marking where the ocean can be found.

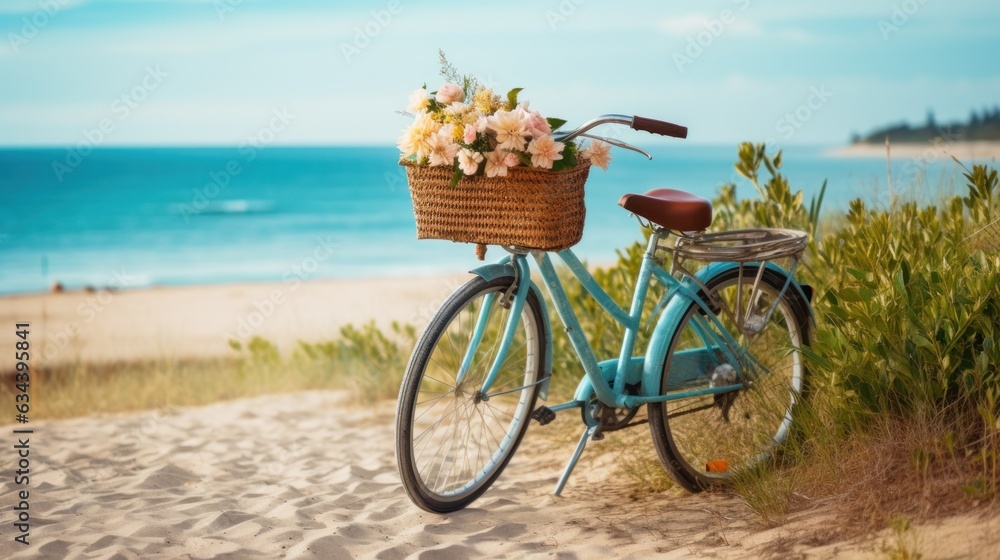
[0,145,967,295]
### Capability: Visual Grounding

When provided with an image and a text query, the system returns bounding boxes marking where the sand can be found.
[1,389,997,559]
[827,140,1000,161]
[2,278,999,558]
[0,274,473,367]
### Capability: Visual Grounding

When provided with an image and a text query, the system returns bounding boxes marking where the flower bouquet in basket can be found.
[398,56,611,258]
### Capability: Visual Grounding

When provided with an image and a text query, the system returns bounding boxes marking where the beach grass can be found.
[1,323,415,423]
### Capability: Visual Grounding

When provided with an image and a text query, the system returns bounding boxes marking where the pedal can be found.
[530,406,556,426]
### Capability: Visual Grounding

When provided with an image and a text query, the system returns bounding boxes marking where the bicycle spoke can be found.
[397,277,541,511]
[651,267,806,491]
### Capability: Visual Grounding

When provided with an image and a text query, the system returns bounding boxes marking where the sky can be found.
[1,0,998,146]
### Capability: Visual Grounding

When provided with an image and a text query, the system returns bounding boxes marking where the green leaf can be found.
[912,334,934,349]
[448,165,463,188]
[551,143,578,171]
[506,87,524,109]
[763,154,777,177]
[547,117,567,132]
[838,287,863,302]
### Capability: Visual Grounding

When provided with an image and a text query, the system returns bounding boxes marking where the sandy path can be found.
[2,391,997,559]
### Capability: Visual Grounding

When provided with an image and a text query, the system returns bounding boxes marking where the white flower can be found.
[407,88,429,113]
[444,102,472,117]
[484,150,513,178]
[581,140,612,170]
[427,131,459,167]
[526,135,564,169]
[457,148,483,175]
[487,109,528,152]
[397,112,441,160]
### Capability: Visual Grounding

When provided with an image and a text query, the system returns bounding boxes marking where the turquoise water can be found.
[0,145,965,294]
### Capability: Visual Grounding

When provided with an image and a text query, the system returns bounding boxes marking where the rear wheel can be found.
[647,266,810,492]
[395,275,546,513]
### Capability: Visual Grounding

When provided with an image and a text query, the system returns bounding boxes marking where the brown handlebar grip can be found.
[631,116,688,139]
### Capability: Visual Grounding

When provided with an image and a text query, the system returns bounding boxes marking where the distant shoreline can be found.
[828,141,1000,160]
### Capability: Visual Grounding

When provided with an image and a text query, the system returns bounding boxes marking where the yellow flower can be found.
[397,112,442,161]
[472,87,505,115]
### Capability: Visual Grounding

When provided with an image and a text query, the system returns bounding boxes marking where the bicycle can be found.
[394,114,813,513]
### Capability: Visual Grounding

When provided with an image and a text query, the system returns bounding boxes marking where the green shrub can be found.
[814,166,1000,420]
[296,321,417,403]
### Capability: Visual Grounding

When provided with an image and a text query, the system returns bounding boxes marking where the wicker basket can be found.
[402,159,591,255]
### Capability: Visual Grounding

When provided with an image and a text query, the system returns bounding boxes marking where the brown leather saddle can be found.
[618,189,712,231]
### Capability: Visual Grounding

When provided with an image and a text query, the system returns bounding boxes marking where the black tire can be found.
[647,265,810,492]
[395,275,546,513]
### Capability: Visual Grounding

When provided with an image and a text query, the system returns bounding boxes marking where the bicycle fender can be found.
[698,262,814,319]
[641,262,810,398]
[469,261,554,401]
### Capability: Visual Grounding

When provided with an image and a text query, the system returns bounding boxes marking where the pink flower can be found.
[484,150,510,178]
[427,132,459,167]
[436,83,465,105]
[457,148,483,175]
[463,124,477,144]
[527,135,564,169]
[503,152,519,168]
[524,110,552,138]
[581,140,612,170]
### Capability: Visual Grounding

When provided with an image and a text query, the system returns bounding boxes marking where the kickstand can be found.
[553,425,597,496]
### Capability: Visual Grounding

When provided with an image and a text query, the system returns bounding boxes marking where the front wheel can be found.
[395,275,546,513]
[647,265,810,492]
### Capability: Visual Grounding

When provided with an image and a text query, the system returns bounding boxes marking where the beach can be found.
[2,279,999,558]
[0,274,472,367]
[827,140,1000,161]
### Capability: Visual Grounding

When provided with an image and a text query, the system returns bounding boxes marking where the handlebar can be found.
[554,114,687,160]
[631,116,688,139]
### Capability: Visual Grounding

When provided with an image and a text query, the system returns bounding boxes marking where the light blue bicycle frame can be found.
[464,228,806,493]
